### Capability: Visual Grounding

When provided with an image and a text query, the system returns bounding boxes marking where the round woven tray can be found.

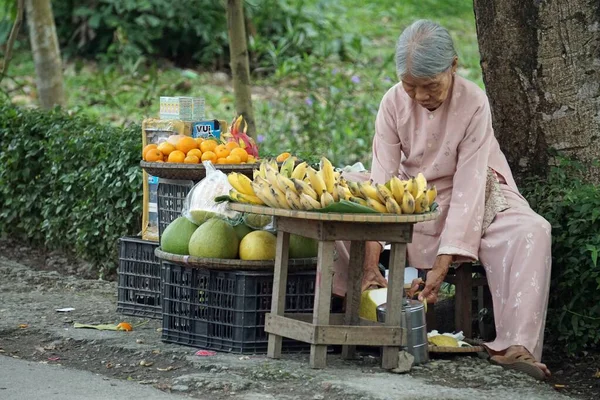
[228,203,440,224]
[140,161,260,181]
[428,338,485,353]
[155,248,318,271]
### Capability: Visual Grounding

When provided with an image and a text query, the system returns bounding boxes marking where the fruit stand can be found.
[228,203,439,369]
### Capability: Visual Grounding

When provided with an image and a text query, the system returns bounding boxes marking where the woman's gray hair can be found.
[395,19,457,78]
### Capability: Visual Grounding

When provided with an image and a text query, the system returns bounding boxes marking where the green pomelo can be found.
[289,234,318,258]
[239,230,277,261]
[188,209,217,225]
[233,223,254,241]
[188,218,239,259]
[160,216,199,255]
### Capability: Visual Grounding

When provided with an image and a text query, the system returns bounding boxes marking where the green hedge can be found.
[521,156,600,353]
[0,102,142,277]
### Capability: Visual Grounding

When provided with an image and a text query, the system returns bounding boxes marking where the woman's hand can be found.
[412,255,453,303]
[361,266,388,292]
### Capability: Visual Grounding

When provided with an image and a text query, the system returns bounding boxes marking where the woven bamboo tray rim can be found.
[155,248,317,271]
[428,338,485,353]
[140,161,260,180]
[228,203,440,223]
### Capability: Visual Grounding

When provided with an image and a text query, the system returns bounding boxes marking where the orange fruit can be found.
[201,151,217,164]
[145,149,163,162]
[184,155,200,164]
[229,147,248,163]
[216,157,228,164]
[276,152,291,162]
[187,148,203,159]
[164,154,169,162]
[226,154,242,164]
[157,142,176,156]
[246,155,257,164]
[214,144,230,159]
[200,139,218,153]
[168,150,186,163]
[176,136,198,154]
[225,141,239,151]
[194,137,205,147]
[142,144,158,160]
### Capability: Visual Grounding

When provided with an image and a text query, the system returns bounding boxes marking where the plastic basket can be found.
[157,179,195,238]
[161,261,316,353]
[117,236,162,319]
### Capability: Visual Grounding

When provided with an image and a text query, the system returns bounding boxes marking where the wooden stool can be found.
[264,216,426,369]
[443,262,489,338]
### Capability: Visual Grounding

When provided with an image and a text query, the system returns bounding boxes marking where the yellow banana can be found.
[408,177,419,199]
[268,158,279,171]
[258,161,268,179]
[271,186,291,209]
[229,189,264,205]
[291,178,318,200]
[276,173,297,195]
[291,161,308,180]
[385,197,402,214]
[264,164,281,188]
[347,181,362,197]
[426,185,437,205]
[320,156,335,194]
[335,184,347,201]
[414,190,430,213]
[253,169,260,180]
[285,188,302,210]
[280,156,296,178]
[320,190,335,208]
[366,198,387,213]
[415,172,428,194]
[349,196,369,207]
[404,178,414,197]
[299,193,322,210]
[401,190,415,214]
[389,176,404,204]
[228,172,255,196]
[252,182,278,208]
[306,167,327,196]
[375,183,394,203]
[358,180,379,201]
[343,187,353,198]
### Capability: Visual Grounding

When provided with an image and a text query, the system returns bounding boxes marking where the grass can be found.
[1,0,481,167]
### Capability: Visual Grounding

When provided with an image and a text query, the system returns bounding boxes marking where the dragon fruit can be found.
[221,115,259,158]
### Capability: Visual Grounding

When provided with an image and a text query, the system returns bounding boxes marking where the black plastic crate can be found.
[117,236,162,319]
[161,261,315,353]
[157,179,195,238]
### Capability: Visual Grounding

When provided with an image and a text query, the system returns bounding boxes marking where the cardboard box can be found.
[159,97,205,121]
[191,119,228,141]
[141,118,193,242]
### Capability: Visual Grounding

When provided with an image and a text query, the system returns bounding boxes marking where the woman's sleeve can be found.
[370,93,403,185]
[437,98,493,260]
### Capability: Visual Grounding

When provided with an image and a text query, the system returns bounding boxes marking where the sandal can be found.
[489,350,546,381]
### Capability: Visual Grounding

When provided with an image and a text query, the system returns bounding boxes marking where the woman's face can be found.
[401,58,458,111]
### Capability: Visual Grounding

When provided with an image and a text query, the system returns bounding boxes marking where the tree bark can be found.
[473,0,600,183]
[24,0,66,109]
[226,0,256,138]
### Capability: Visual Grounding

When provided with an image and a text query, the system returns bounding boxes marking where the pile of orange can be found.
[142,137,257,165]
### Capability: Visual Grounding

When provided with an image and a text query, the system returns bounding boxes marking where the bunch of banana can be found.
[227,156,438,215]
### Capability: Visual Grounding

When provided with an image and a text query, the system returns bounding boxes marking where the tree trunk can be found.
[226,0,256,138]
[24,0,65,109]
[473,0,600,183]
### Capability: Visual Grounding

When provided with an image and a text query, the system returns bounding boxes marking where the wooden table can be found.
[229,203,438,369]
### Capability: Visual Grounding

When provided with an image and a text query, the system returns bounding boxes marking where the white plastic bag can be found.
[182,161,242,225]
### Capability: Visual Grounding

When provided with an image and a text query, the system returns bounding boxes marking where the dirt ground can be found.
[0,239,598,400]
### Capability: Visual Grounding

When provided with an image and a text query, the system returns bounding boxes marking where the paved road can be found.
[0,356,185,400]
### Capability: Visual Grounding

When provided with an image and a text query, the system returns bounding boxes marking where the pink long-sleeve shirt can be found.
[370,75,519,268]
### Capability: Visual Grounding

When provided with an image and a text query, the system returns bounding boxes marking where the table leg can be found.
[267,230,290,359]
[310,240,335,369]
[342,240,366,360]
[381,242,406,369]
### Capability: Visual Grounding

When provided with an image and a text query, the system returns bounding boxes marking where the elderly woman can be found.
[333,19,552,380]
